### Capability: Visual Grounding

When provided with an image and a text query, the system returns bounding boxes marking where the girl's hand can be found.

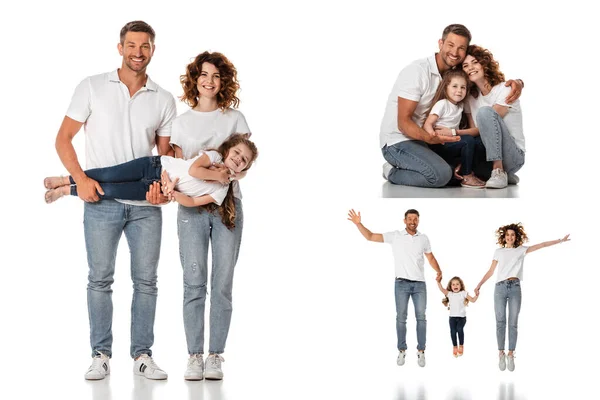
[207,163,232,185]
[474,287,481,297]
[161,171,179,197]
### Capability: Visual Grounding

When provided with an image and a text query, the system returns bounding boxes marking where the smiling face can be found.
[223,143,254,173]
[438,33,469,70]
[446,76,467,104]
[118,31,154,73]
[404,213,419,235]
[462,55,484,83]
[505,229,516,247]
[197,62,221,99]
[450,279,462,293]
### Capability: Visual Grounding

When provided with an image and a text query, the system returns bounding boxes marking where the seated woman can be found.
[460,45,525,189]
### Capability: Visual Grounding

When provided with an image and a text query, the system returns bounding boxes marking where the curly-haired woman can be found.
[170,51,251,381]
[474,223,570,372]
[457,45,525,188]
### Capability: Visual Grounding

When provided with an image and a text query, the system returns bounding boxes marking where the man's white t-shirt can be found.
[161,150,229,206]
[380,55,442,148]
[493,246,529,282]
[383,229,432,281]
[170,108,250,199]
[465,84,525,151]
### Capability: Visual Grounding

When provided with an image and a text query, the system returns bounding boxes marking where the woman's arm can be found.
[436,280,449,296]
[188,154,230,184]
[492,104,509,118]
[171,191,216,207]
[456,113,480,136]
[173,144,183,159]
[423,114,439,135]
[475,260,498,295]
[526,234,570,254]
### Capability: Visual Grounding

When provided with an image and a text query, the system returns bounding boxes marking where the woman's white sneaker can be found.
[204,354,224,380]
[85,352,110,380]
[184,354,204,381]
[507,354,515,371]
[486,169,508,189]
[499,353,507,371]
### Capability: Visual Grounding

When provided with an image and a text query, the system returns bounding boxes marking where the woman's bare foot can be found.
[460,173,485,188]
[44,176,69,189]
[45,186,69,204]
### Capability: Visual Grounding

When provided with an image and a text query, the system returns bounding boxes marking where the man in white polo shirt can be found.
[348,209,442,367]
[380,24,523,187]
[53,21,176,380]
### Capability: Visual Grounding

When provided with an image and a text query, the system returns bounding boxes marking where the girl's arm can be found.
[188,154,230,185]
[173,144,183,159]
[526,234,570,254]
[170,191,216,207]
[456,113,480,136]
[475,260,498,295]
[466,293,478,303]
[423,114,439,135]
[436,280,449,296]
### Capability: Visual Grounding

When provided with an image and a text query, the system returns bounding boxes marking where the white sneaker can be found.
[397,350,406,366]
[499,353,507,371]
[507,173,520,185]
[184,354,204,381]
[417,351,426,367]
[134,354,168,380]
[85,352,110,380]
[486,168,508,189]
[382,162,393,180]
[204,354,224,380]
[507,354,515,372]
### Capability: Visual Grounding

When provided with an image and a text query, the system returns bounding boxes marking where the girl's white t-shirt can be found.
[430,99,463,129]
[447,290,468,317]
[493,246,529,282]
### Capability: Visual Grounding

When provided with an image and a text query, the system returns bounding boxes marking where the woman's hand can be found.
[474,286,481,297]
[559,234,571,243]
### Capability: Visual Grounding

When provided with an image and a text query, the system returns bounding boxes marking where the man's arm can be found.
[504,79,524,104]
[397,97,460,144]
[347,209,383,242]
[424,252,442,281]
[55,116,104,202]
[156,135,173,157]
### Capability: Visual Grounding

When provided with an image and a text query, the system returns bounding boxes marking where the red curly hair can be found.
[465,45,505,98]
[180,51,240,110]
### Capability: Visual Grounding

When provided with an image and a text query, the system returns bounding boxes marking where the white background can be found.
[1,0,597,398]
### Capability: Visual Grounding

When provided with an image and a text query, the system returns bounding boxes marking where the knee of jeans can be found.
[476,106,497,124]
[183,262,207,289]
[132,277,158,295]
[432,164,452,187]
[88,276,114,291]
[415,311,426,321]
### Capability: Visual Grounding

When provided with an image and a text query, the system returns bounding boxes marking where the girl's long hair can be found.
[442,276,469,307]
[426,69,470,118]
[200,134,258,230]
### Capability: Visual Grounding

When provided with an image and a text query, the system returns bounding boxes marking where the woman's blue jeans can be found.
[494,279,522,351]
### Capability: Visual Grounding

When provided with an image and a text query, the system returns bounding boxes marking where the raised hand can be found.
[347,209,361,225]
[560,234,571,243]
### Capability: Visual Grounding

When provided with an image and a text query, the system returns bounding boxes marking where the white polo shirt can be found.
[66,70,176,205]
[380,55,442,148]
[493,246,529,282]
[383,229,432,281]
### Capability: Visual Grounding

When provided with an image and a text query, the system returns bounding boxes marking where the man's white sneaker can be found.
[486,168,508,189]
[382,162,393,180]
[397,350,406,366]
[134,354,168,380]
[417,351,426,367]
[184,354,204,381]
[85,352,110,380]
[499,353,507,371]
[204,354,224,380]
[507,354,515,372]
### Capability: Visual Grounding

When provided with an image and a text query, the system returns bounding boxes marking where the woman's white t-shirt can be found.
[493,246,529,282]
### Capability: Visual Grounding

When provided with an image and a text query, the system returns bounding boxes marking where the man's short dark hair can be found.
[120,20,156,44]
[405,209,420,218]
[441,24,471,44]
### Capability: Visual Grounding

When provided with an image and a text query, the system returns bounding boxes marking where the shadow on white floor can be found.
[382,182,520,198]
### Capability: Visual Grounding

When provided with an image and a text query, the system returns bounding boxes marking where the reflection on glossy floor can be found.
[382,182,521,198]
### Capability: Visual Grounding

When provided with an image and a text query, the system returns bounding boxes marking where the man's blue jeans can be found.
[382,141,452,188]
[84,200,162,358]
[494,279,522,351]
[395,279,427,351]
[177,199,243,355]
[70,156,162,200]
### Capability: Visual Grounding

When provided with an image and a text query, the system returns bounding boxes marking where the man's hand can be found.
[427,134,460,145]
[504,79,523,104]
[436,270,442,282]
[347,209,362,225]
[76,176,103,202]
[146,181,168,205]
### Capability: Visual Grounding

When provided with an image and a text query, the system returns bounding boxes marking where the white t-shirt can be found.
[380,55,442,148]
[383,229,432,281]
[160,150,229,206]
[493,246,529,282]
[447,291,467,317]
[66,70,177,206]
[465,84,525,151]
[430,99,463,129]
[170,108,250,199]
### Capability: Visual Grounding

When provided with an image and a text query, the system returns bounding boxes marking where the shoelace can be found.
[188,355,203,367]
[208,355,224,368]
